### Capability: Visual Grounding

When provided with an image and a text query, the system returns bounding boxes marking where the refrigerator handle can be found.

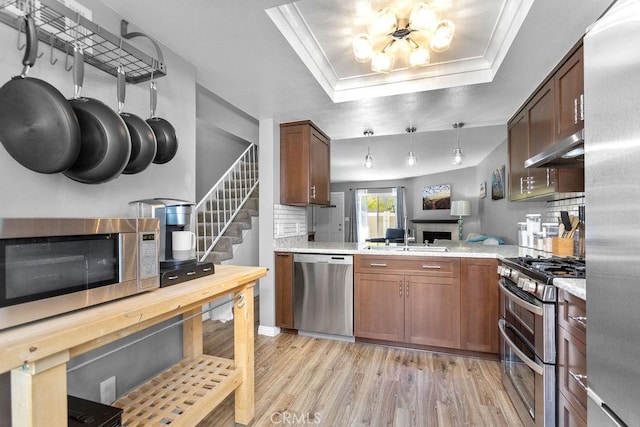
[586,387,629,427]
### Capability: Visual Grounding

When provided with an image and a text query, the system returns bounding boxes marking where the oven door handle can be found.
[498,319,544,375]
[498,279,544,316]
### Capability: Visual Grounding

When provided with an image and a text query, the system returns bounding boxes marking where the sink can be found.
[365,245,449,252]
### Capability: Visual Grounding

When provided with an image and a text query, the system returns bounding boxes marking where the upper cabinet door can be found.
[309,127,330,206]
[555,45,584,140]
[527,80,556,196]
[508,111,530,201]
[280,121,331,206]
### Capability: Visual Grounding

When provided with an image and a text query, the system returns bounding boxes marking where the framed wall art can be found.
[479,181,487,199]
[491,165,505,200]
[422,184,451,210]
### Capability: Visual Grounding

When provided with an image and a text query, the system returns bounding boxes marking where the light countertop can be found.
[554,278,586,300]
[274,241,521,259]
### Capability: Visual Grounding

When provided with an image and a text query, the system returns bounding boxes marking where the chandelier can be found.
[352,1,456,73]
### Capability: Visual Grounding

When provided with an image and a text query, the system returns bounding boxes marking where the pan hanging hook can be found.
[49,33,58,65]
[64,12,82,72]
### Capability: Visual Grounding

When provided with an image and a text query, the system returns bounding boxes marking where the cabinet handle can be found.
[569,370,588,391]
[574,98,579,124]
[399,281,403,298]
[520,176,524,194]
[568,314,587,327]
[422,265,442,269]
[310,185,316,199]
[369,263,387,267]
[579,94,584,122]
[406,281,409,297]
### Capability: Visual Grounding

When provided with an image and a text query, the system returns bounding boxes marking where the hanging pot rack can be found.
[0,0,166,83]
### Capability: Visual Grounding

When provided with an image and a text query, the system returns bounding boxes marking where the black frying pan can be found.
[0,14,80,174]
[64,47,131,184]
[146,81,178,164]
[116,66,156,174]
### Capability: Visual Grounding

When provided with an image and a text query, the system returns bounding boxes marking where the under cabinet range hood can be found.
[525,129,585,168]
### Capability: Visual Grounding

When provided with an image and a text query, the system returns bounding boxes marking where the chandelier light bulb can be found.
[369,8,397,36]
[409,46,430,67]
[430,19,455,53]
[353,33,373,62]
[354,0,371,17]
[409,2,440,34]
[371,51,394,73]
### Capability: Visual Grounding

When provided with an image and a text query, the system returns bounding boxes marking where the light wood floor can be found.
[197,300,523,427]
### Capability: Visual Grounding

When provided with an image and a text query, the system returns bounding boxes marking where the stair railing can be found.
[195,144,259,262]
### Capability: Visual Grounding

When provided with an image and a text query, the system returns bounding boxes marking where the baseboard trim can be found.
[258,325,281,337]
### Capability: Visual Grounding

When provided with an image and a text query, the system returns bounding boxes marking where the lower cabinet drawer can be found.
[558,325,587,421]
[356,255,460,277]
[558,390,587,427]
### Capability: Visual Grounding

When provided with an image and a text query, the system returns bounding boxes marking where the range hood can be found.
[525,129,584,168]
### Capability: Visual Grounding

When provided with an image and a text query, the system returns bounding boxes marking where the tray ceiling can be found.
[267,0,534,102]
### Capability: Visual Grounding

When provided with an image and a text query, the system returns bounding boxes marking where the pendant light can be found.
[406,126,417,166]
[364,129,374,169]
[452,122,464,165]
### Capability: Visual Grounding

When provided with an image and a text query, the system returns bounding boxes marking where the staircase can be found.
[195,144,259,265]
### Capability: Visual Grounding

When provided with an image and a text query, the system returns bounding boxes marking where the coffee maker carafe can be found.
[130,198,214,286]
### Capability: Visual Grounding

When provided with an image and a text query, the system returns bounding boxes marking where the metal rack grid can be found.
[0,0,166,83]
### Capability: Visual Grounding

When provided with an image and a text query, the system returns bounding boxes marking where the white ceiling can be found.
[99,0,612,183]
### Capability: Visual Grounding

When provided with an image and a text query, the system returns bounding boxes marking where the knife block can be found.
[552,237,574,256]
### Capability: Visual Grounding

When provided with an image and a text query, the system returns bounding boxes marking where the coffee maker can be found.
[130,198,214,286]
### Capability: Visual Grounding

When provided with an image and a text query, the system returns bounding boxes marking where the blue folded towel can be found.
[466,235,505,245]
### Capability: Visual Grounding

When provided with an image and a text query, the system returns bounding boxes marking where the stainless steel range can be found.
[498,256,585,427]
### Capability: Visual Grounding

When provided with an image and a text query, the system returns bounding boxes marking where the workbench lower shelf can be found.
[113,355,242,426]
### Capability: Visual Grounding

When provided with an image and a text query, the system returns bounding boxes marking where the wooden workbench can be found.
[0,264,267,426]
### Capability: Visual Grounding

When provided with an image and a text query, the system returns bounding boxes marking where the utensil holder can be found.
[552,237,574,256]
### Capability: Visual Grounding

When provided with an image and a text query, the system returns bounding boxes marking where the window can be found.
[355,187,398,242]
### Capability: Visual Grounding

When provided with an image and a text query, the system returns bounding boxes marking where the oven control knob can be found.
[517,277,526,289]
[528,281,538,293]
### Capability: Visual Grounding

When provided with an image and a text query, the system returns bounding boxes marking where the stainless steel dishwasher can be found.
[293,253,353,337]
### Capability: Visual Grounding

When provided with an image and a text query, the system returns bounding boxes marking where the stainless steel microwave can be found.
[0,218,160,330]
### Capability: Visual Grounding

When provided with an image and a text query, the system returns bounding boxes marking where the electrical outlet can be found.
[100,376,116,404]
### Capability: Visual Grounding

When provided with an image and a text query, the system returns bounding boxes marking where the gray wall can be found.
[0,0,195,421]
[475,139,546,244]
[331,167,482,241]
[195,84,257,200]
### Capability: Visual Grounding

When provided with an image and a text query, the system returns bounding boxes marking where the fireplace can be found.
[423,231,452,243]
[411,219,460,243]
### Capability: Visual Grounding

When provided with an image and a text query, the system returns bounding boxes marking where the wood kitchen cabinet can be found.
[280,120,331,206]
[275,252,294,329]
[354,255,461,349]
[556,45,584,140]
[558,289,587,426]
[460,258,499,353]
[508,41,584,201]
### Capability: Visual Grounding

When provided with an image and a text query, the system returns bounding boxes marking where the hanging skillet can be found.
[64,46,131,184]
[146,78,178,164]
[117,66,157,174]
[0,14,80,173]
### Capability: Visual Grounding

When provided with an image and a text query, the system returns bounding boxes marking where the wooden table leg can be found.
[234,284,255,425]
[183,306,204,359]
[11,351,70,426]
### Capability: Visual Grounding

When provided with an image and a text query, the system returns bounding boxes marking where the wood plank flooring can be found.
[197,300,522,427]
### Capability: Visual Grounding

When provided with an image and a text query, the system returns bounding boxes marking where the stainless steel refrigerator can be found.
[584,0,640,425]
